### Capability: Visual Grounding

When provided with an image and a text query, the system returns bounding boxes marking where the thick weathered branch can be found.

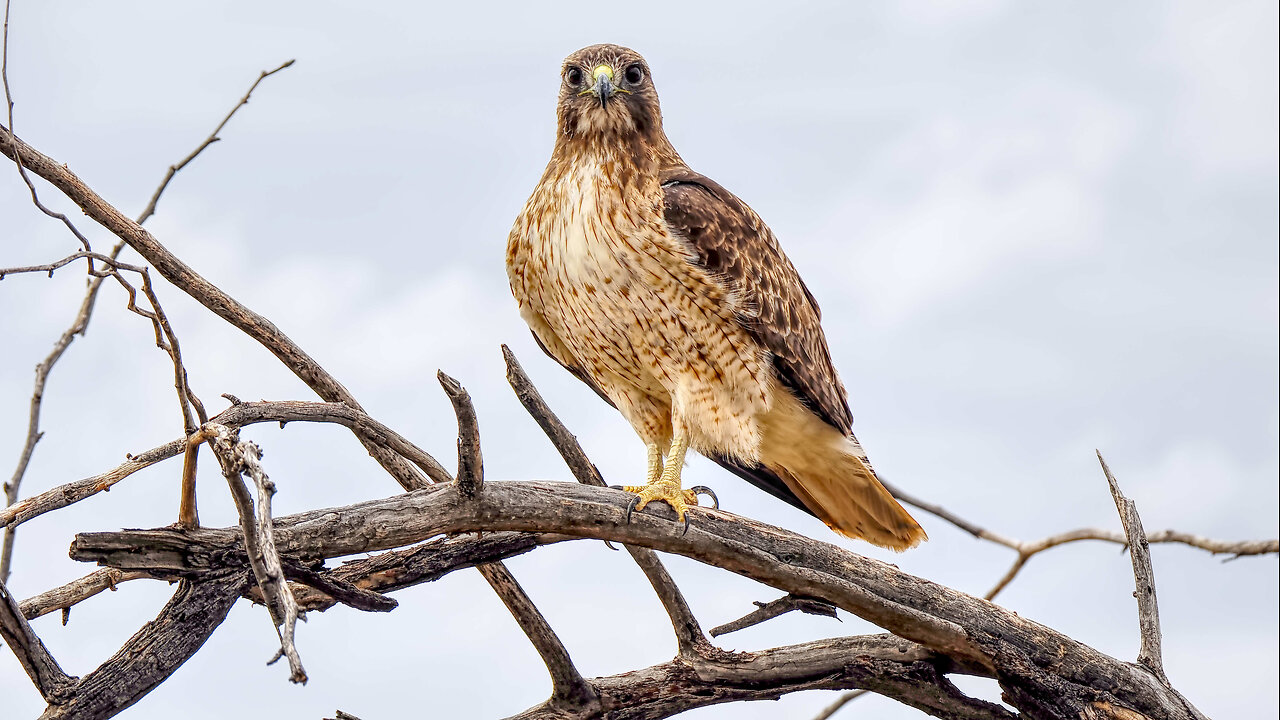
[70,480,1213,719]
[1,578,73,702]
[38,574,250,720]
[0,125,431,492]
[511,635,1010,720]
[503,346,711,657]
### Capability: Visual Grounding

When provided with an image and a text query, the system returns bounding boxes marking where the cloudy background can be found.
[2,1,1276,718]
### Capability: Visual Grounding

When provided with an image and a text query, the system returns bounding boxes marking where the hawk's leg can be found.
[624,430,703,525]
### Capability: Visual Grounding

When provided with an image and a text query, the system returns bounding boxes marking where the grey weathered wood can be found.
[71,480,1206,719]
[1,578,74,701]
[509,635,1011,720]
[1098,452,1167,686]
[38,574,249,720]
[438,372,483,498]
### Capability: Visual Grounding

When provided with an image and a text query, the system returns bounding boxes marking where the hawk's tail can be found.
[758,390,926,551]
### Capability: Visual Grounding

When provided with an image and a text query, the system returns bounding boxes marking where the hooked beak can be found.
[590,64,615,108]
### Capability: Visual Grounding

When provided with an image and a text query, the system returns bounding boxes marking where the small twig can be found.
[327,712,364,720]
[502,345,712,657]
[210,423,306,684]
[882,470,1280,601]
[1098,451,1166,685]
[0,577,73,701]
[136,59,295,225]
[710,593,839,638]
[812,689,869,720]
[476,562,599,711]
[3,0,93,256]
[18,568,150,621]
[437,371,482,498]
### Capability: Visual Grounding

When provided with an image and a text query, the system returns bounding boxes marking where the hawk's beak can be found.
[591,64,615,108]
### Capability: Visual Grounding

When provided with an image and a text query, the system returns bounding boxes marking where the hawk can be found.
[506,44,925,550]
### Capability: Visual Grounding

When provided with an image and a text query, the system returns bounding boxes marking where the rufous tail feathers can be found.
[759,388,926,551]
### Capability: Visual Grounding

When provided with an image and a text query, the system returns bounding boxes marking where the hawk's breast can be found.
[508,156,773,460]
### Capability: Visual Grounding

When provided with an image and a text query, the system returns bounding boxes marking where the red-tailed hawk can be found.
[506,44,925,550]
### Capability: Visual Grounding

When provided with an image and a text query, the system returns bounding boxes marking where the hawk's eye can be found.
[565,67,584,87]
[624,64,644,85]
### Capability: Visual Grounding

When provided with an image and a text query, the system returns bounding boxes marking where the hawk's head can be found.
[556,44,663,142]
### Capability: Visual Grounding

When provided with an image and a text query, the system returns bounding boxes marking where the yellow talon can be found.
[623,481,700,521]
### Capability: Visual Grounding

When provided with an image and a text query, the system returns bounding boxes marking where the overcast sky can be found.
[2,2,1277,718]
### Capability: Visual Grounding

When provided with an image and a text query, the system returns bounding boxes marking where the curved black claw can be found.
[603,540,620,551]
[689,485,719,510]
[681,513,690,536]
[625,495,641,524]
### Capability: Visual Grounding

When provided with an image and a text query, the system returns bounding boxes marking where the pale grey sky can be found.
[2,2,1277,718]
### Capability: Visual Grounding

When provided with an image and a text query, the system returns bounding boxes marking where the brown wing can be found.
[661,167,854,434]
[661,167,857,516]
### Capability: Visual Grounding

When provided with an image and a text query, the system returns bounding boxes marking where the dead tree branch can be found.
[1098,452,1166,686]
[881,476,1278,600]
[0,125,431,492]
[37,574,250,720]
[1,400,449,531]
[136,59,294,225]
[478,562,601,713]
[69,479,1220,719]
[503,346,713,658]
[207,423,306,683]
[709,593,839,638]
[19,568,149,622]
[1,578,73,702]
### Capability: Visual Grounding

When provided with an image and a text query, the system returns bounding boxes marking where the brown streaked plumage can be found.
[505,44,925,550]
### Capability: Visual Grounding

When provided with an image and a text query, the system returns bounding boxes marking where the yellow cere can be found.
[592,64,614,82]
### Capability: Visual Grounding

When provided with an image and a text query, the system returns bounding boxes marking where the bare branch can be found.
[3,56,291,579]
[277,559,396,613]
[209,423,306,684]
[136,59,295,225]
[514,635,1010,720]
[880,474,1279,601]
[39,574,250,720]
[1,578,73,702]
[288,532,573,613]
[0,124,432,492]
[438,371,482,497]
[19,568,150,622]
[2,400,450,531]
[502,345,712,657]
[3,0,93,255]
[69,480,1214,718]
[477,562,600,712]
[709,593,839,638]
[1098,451,1166,686]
